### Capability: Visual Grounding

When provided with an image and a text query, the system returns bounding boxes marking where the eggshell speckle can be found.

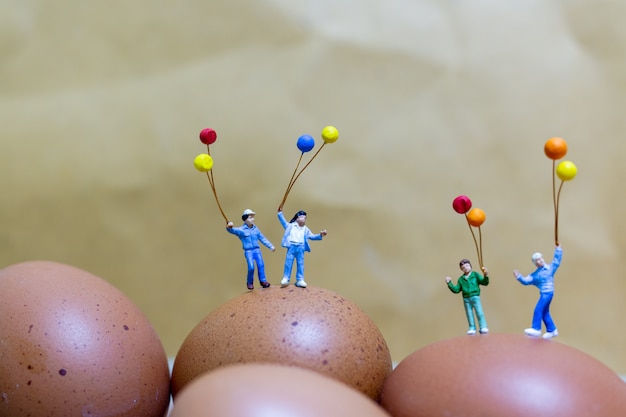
[171,286,392,401]
[380,333,626,417]
[171,363,392,417]
[0,261,170,417]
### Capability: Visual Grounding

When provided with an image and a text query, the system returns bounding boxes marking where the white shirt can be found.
[287,224,306,244]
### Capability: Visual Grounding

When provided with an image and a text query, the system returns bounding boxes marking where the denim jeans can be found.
[243,248,267,285]
[463,295,487,330]
[283,244,305,282]
[531,292,556,332]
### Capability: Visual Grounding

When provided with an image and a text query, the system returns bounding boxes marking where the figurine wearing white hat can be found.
[227,209,276,290]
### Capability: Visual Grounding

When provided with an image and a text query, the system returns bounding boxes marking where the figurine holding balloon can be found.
[449,195,491,335]
[510,137,576,339]
[276,126,338,288]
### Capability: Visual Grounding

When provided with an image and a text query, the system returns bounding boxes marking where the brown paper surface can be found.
[1,1,625,374]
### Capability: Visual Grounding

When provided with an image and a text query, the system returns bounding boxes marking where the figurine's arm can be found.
[513,269,533,285]
[551,245,563,272]
[446,278,461,293]
[308,229,326,241]
[257,231,276,251]
[479,268,489,286]
[225,224,244,237]
[277,211,288,229]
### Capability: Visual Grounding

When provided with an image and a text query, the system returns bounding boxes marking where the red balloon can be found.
[452,195,472,214]
[199,128,217,145]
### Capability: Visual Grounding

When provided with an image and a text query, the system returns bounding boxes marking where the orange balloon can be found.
[544,137,568,160]
[467,208,485,227]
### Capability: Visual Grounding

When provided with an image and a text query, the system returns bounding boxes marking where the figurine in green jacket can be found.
[445,259,490,335]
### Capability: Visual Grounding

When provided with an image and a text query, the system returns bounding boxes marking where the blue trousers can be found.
[531,292,556,332]
[283,244,305,282]
[243,248,267,285]
[463,296,487,330]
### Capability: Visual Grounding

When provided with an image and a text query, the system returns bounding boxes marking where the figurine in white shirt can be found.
[277,209,327,288]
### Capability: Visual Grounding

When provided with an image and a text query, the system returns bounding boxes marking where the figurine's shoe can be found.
[247,284,254,290]
[542,329,558,339]
[467,329,476,335]
[524,328,542,337]
[295,280,308,288]
[280,277,290,286]
[479,328,489,334]
[260,281,271,288]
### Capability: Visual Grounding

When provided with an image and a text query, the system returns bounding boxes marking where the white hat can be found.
[242,209,256,216]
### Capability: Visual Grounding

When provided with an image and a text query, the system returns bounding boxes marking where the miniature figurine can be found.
[513,244,562,339]
[277,209,327,288]
[445,259,490,335]
[226,209,275,290]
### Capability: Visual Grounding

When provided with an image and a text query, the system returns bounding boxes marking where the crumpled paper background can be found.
[1,0,625,374]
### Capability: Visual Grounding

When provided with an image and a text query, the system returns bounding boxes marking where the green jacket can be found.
[447,271,489,298]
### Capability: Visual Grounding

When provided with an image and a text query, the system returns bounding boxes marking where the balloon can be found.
[467,208,486,227]
[556,160,577,181]
[193,154,213,172]
[199,128,217,145]
[297,134,315,153]
[452,195,472,214]
[321,126,339,143]
[544,137,567,160]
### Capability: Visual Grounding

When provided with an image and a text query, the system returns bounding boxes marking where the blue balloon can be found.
[297,134,315,153]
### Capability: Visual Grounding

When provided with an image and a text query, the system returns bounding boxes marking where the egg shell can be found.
[171,363,392,417]
[0,261,170,417]
[171,285,392,401]
[380,333,626,417]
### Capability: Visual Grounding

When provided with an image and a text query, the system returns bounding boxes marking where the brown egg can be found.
[0,261,170,417]
[171,286,392,401]
[171,363,392,417]
[380,333,626,417]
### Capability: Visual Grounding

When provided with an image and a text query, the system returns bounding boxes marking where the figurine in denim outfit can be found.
[446,259,490,335]
[278,209,326,288]
[227,209,275,290]
[514,245,562,339]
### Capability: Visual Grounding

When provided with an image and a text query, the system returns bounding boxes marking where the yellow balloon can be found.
[194,154,213,172]
[321,125,339,143]
[556,160,577,181]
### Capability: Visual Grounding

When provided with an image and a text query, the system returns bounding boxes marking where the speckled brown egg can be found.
[171,363,392,417]
[380,333,626,417]
[0,261,170,417]
[171,286,392,401]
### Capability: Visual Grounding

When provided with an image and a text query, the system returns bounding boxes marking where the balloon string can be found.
[278,143,326,211]
[554,180,564,246]
[279,153,304,212]
[465,214,483,270]
[205,144,229,224]
[552,160,558,246]
[204,171,229,224]
[478,226,484,269]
